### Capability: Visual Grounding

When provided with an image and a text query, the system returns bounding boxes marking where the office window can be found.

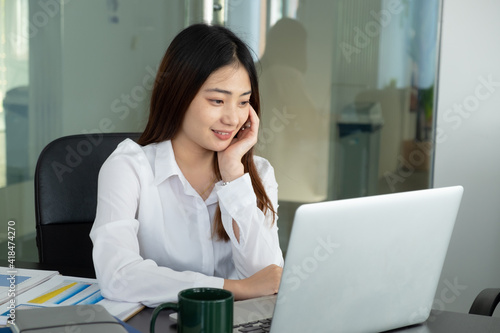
[0,0,441,260]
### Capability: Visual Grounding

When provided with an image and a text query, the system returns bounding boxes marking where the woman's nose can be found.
[221,105,239,125]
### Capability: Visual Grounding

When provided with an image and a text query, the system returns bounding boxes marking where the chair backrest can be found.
[35,132,141,276]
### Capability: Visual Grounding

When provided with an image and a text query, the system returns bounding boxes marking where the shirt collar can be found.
[153,140,182,186]
[152,140,219,204]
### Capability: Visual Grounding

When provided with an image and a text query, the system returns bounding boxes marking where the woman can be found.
[90,23,283,307]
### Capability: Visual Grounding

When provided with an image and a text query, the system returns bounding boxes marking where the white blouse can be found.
[90,139,283,307]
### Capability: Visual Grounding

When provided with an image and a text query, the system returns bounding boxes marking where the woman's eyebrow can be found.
[205,88,252,96]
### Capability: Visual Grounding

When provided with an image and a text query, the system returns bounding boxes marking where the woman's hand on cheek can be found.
[218,106,259,182]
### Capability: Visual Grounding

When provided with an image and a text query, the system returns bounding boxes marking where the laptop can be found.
[233,186,464,333]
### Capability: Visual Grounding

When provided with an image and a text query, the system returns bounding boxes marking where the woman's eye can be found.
[211,99,223,105]
[240,100,250,106]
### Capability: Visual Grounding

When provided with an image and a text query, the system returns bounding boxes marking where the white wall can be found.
[434,0,500,314]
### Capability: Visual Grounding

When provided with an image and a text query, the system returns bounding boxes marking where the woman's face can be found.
[174,63,252,154]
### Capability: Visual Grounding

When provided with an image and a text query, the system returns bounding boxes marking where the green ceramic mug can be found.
[150,288,234,333]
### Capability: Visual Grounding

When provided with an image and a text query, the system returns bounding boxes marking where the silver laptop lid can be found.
[271,186,463,333]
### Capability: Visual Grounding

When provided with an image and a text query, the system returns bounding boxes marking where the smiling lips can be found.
[212,129,233,140]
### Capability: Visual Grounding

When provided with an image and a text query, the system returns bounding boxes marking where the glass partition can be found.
[237,0,441,251]
[0,0,441,260]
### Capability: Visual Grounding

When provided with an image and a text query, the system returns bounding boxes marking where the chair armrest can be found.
[469,288,500,316]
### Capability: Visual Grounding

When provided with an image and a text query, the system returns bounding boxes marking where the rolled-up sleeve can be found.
[215,157,284,279]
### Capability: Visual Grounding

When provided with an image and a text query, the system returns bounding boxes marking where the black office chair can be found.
[35,132,141,278]
[469,288,500,316]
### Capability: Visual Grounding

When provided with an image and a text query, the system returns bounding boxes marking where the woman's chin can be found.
[206,142,231,153]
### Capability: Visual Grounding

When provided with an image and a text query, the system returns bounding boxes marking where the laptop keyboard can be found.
[233,318,272,332]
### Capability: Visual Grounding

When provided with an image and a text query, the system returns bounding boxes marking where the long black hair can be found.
[139,24,275,241]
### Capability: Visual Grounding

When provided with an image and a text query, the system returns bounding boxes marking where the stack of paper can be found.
[0,268,143,326]
[0,267,59,304]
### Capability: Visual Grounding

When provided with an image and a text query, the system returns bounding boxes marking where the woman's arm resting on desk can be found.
[223,264,282,300]
[91,218,224,308]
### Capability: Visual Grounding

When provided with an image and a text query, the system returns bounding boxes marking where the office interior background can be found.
[0,0,499,316]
